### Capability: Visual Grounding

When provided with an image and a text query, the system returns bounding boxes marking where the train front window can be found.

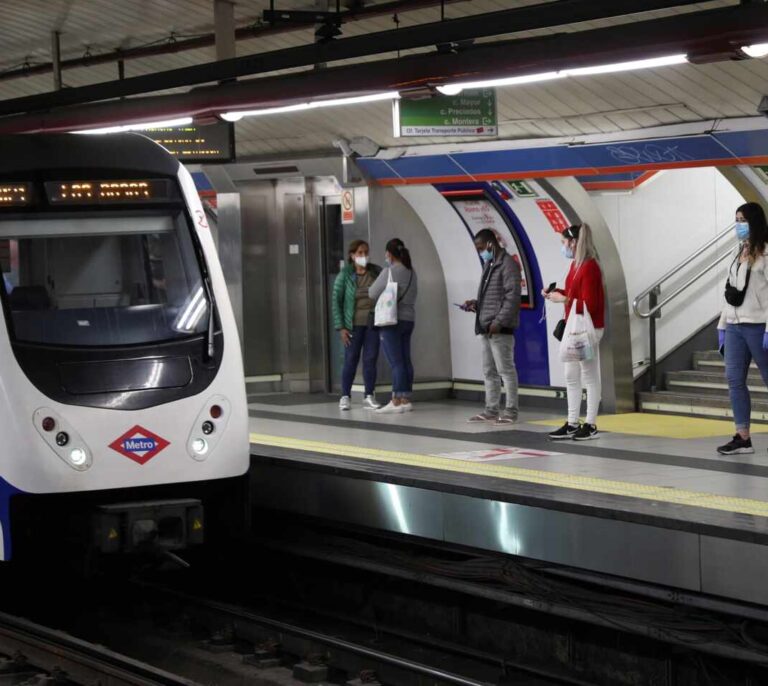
[0,213,209,347]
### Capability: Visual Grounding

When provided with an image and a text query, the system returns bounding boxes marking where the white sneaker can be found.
[375,401,404,414]
[363,395,381,410]
[401,402,414,412]
[339,395,351,411]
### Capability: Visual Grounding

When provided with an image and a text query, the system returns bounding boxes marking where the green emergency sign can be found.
[394,89,497,137]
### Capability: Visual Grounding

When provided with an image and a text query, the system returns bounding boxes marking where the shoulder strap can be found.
[398,270,413,302]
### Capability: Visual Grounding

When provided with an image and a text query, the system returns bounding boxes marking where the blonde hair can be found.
[568,223,598,266]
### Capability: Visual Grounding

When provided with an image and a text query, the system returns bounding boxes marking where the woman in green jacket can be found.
[332,239,382,410]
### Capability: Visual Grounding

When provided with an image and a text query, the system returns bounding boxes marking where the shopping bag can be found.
[560,300,596,362]
[374,269,398,327]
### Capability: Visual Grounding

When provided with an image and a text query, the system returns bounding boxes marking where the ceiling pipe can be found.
[0,0,461,85]
[0,3,766,134]
[0,0,716,117]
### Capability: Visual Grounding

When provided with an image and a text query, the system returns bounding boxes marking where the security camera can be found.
[758,96,768,117]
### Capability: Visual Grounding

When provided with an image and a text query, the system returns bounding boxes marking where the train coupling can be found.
[94,498,204,554]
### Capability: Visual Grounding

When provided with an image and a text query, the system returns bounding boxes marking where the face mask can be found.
[354,256,368,268]
[385,255,391,265]
[735,221,750,241]
[479,249,493,263]
[561,244,574,259]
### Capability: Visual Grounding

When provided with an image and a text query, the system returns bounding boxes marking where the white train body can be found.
[0,134,249,561]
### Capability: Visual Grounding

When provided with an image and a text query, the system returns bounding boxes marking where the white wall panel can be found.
[592,167,744,373]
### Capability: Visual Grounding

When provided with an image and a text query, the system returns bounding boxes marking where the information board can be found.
[143,122,235,163]
[449,196,533,308]
[394,89,497,137]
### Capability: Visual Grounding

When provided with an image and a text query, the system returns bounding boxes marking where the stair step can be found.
[692,350,758,372]
[665,370,768,396]
[639,390,768,423]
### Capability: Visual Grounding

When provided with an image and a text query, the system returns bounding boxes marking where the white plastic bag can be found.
[560,300,596,363]
[374,269,398,327]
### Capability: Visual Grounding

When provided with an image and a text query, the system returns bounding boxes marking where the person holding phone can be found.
[462,229,521,425]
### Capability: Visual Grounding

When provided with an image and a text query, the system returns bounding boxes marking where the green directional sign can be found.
[395,89,497,137]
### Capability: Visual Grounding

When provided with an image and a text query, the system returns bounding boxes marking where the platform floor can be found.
[248,395,768,603]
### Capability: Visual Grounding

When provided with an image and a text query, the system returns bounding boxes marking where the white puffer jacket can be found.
[718,247,768,330]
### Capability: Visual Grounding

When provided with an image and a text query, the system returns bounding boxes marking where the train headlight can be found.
[191,438,208,455]
[56,431,69,446]
[69,448,87,466]
[201,421,215,435]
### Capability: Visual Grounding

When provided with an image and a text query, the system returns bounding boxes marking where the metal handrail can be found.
[632,221,736,391]
[632,222,735,319]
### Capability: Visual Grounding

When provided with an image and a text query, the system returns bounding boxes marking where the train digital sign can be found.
[142,122,235,163]
[0,183,31,207]
[45,179,175,204]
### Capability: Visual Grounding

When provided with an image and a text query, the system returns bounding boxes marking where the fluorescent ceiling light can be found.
[742,43,768,58]
[75,117,194,135]
[221,91,400,122]
[562,54,688,76]
[435,54,687,95]
[436,72,562,96]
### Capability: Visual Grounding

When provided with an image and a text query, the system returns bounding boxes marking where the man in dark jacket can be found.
[463,229,521,424]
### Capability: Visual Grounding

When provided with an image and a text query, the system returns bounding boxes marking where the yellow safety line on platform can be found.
[531,413,768,439]
[250,432,768,518]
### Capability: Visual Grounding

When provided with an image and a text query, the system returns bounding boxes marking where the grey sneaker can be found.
[363,395,381,410]
[468,410,499,423]
[496,408,519,425]
[339,395,351,411]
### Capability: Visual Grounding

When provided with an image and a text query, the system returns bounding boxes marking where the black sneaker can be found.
[573,423,599,440]
[548,422,580,440]
[717,434,754,455]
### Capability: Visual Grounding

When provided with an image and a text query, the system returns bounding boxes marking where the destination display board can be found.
[394,89,497,137]
[143,122,235,163]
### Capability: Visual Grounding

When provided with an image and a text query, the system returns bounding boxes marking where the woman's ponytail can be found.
[386,238,413,270]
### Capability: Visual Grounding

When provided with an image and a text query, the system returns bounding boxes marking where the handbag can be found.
[724,254,752,307]
[553,319,566,341]
[560,300,597,363]
[374,269,399,327]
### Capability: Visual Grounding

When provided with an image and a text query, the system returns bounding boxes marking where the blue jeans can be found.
[341,325,380,396]
[380,320,415,398]
[725,323,768,431]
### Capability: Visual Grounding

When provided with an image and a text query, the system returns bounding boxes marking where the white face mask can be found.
[354,255,368,268]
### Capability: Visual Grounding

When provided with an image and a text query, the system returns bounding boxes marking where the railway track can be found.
[0,608,198,686]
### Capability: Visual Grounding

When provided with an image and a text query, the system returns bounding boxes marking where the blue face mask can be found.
[561,244,574,259]
[735,221,750,241]
[479,249,493,263]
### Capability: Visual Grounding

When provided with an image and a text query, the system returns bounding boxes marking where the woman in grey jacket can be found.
[716,202,768,455]
[369,238,418,414]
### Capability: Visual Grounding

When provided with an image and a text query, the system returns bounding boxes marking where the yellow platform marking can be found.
[530,413,768,439]
[250,432,768,518]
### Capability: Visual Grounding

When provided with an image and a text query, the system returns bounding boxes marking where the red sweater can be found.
[557,258,605,328]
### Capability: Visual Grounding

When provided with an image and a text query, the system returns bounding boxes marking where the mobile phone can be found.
[545,282,557,293]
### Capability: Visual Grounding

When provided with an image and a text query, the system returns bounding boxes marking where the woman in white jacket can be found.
[717,202,768,455]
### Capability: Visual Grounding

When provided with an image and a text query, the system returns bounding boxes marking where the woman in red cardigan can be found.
[544,223,605,440]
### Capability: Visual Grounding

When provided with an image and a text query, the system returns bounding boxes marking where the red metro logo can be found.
[109,425,170,465]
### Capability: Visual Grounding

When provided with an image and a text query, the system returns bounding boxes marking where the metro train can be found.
[0,134,249,563]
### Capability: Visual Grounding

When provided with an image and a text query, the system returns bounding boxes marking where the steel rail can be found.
[0,609,198,686]
[137,584,494,686]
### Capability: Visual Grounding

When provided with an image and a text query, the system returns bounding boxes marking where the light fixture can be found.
[220,91,400,121]
[434,54,688,96]
[76,117,194,135]
[562,54,687,76]
[742,43,768,59]
[436,71,563,96]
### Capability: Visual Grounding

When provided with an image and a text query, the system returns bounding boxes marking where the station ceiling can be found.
[0,0,766,158]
